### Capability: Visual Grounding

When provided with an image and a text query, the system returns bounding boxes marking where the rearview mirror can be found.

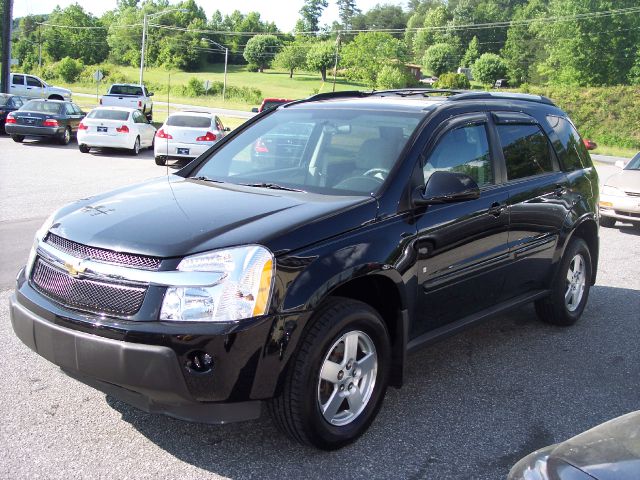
[148,92,154,97]
[413,171,480,206]
[224,127,231,132]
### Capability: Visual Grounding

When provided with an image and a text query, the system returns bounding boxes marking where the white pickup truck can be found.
[100,84,154,121]
[10,73,72,100]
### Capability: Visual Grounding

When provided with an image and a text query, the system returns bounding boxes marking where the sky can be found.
[13,0,406,32]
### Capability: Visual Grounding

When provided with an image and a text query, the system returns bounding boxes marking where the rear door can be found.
[492,112,571,300]
[412,113,510,337]
[10,75,26,96]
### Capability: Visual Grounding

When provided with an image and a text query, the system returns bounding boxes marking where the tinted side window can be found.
[12,75,25,85]
[424,123,493,187]
[26,76,43,88]
[546,115,589,171]
[65,104,75,115]
[497,124,553,180]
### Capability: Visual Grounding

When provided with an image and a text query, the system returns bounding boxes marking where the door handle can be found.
[488,202,506,217]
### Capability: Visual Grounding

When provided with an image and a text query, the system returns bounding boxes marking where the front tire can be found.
[130,136,140,156]
[269,297,390,450]
[11,134,24,143]
[535,238,592,326]
[599,216,616,228]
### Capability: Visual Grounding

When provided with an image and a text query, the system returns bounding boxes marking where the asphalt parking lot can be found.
[0,136,638,479]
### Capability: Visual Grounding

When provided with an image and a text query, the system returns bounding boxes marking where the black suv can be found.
[10,89,599,450]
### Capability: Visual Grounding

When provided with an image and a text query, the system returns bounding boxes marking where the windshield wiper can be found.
[189,176,225,183]
[239,182,306,192]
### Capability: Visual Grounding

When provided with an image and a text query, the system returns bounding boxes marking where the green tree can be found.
[243,35,281,72]
[422,43,458,76]
[502,0,547,85]
[341,31,407,87]
[274,42,308,78]
[337,0,361,30]
[43,4,109,65]
[472,53,508,85]
[462,36,480,68]
[352,4,407,36]
[629,50,640,85]
[299,0,329,33]
[434,72,470,89]
[55,57,84,82]
[306,40,335,81]
[537,0,640,86]
[413,5,451,58]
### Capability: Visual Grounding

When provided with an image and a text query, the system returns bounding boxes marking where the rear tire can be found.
[79,144,90,153]
[58,127,71,145]
[130,137,140,156]
[599,216,616,228]
[155,156,166,166]
[535,238,592,326]
[268,297,390,450]
[11,134,24,143]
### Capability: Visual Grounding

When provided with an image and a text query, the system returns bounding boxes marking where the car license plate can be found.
[97,126,108,133]
[25,119,35,125]
[177,148,190,155]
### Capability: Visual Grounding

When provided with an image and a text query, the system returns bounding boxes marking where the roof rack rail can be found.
[373,88,466,97]
[283,90,374,108]
[447,91,557,106]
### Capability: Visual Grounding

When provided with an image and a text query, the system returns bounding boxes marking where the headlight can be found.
[601,185,625,197]
[25,210,58,277]
[160,245,274,322]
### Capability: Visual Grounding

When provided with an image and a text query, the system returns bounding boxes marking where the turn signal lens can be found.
[43,119,58,127]
[196,131,217,142]
[116,125,129,133]
[599,201,613,207]
[78,122,88,130]
[156,128,172,139]
[5,113,16,124]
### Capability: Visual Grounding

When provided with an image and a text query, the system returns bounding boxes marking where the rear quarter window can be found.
[546,115,590,170]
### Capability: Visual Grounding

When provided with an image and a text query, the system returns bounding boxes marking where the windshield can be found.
[88,109,130,121]
[21,101,62,114]
[110,85,143,96]
[191,108,423,195]
[166,115,211,128]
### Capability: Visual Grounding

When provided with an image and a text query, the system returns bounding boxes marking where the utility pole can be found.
[332,32,341,93]
[1,0,14,94]
[38,23,42,74]
[139,13,147,85]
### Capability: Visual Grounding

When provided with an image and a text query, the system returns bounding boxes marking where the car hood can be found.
[48,175,377,258]
[48,86,72,96]
[605,170,640,193]
[549,411,640,479]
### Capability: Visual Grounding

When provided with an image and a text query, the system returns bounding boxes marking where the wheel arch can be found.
[47,94,64,101]
[560,215,599,285]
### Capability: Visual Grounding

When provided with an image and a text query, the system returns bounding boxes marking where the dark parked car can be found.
[10,89,599,450]
[509,410,640,480]
[5,99,85,145]
[0,93,26,133]
[251,97,295,113]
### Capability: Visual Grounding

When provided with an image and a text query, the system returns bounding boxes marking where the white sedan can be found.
[154,111,229,165]
[77,107,156,155]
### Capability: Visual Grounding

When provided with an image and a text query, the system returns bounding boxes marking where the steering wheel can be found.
[362,168,390,180]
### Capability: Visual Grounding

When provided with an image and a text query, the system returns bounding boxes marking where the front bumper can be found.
[5,124,64,138]
[10,293,260,423]
[600,193,640,223]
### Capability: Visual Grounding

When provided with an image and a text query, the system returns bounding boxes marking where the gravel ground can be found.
[0,136,638,479]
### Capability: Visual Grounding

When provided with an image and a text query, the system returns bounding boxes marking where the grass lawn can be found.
[63,64,367,112]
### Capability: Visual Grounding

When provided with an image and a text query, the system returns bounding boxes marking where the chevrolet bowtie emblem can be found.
[64,260,86,278]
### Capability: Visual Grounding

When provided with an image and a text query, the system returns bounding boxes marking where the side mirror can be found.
[615,160,625,169]
[224,127,230,132]
[251,107,259,113]
[413,171,480,206]
[148,92,154,97]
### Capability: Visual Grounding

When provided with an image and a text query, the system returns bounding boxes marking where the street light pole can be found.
[201,38,228,102]
[139,13,148,85]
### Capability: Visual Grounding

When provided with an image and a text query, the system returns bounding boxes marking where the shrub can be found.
[423,44,459,77]
[55,57,84,83]
[376,65,412,89]
[472,53,508,85]
[246,63,260,72]
[434,73,470,89]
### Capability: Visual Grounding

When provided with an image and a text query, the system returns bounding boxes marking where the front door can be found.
[412,114,510,338]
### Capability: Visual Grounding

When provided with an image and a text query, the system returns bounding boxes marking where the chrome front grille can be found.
[45,233,161,270]
[31,258,147,316]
